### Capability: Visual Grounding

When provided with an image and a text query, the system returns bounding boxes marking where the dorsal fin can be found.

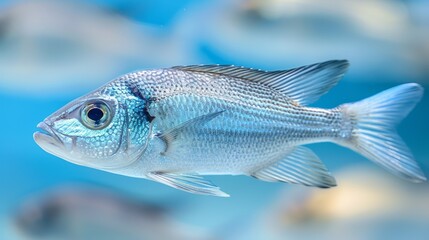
[173,60,349,105]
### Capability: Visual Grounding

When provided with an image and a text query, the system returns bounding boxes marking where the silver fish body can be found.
[34,60,426,197]
[124,69,344,174]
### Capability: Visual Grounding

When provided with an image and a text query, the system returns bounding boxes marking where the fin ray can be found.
[156,111,224,156]
[174,60,349,105]
[341,83,426,182]
[147,172,230,197]
[251,146,336,188]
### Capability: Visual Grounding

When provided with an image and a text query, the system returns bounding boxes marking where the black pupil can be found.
[87,107,104,121]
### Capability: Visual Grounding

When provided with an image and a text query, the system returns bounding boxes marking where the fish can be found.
[248,166,429,240]
[0,1,192,95]
[13,186,215,240]
[33,60,426,197]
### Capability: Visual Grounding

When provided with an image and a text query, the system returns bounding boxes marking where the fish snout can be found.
[34,121,73,155]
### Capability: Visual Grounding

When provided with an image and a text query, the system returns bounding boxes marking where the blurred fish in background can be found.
[182,0,429,81]
[0,0,428,239]
[10,185,215,240]
[0,0,196,95]
[242,166,429,240]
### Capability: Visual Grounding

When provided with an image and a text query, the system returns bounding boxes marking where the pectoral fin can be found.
[251,146,336,188]
[156,111,224,156]
[147,172,230,197]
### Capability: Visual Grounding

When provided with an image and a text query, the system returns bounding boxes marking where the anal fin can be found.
[147,172,230,197]
[251,146,336,188]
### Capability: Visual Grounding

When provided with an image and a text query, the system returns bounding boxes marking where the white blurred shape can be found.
[180,0,429,82]
[10,185,215,240]
[0,0,195,96]
[249,165,429,240]
[251,0,409,40]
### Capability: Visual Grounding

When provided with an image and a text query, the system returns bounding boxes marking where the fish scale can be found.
[137,93,337,174]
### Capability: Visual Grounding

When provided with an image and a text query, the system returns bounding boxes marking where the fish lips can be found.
[34,122,66,156]
[34,122,97,168]
[34,122,82,165]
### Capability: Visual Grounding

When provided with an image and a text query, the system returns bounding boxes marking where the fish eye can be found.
[80,101,112,130]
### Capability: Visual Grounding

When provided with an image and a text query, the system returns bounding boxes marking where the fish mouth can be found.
[35,122,62,144]
[34,122,66,156]
[33,122,91,167]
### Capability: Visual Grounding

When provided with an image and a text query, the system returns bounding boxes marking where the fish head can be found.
[34,82,152,170]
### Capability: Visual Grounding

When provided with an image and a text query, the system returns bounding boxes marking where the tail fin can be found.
[341,83,426,182]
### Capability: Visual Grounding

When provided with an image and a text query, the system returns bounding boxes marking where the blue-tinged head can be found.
[34,80,152,170]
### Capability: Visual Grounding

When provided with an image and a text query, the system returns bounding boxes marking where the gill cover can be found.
[40,85,152,170]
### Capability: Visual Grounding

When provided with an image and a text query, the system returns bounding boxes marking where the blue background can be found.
[1,0,428,239]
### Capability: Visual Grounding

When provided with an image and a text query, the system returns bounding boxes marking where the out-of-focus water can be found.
[1,0,428,239]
